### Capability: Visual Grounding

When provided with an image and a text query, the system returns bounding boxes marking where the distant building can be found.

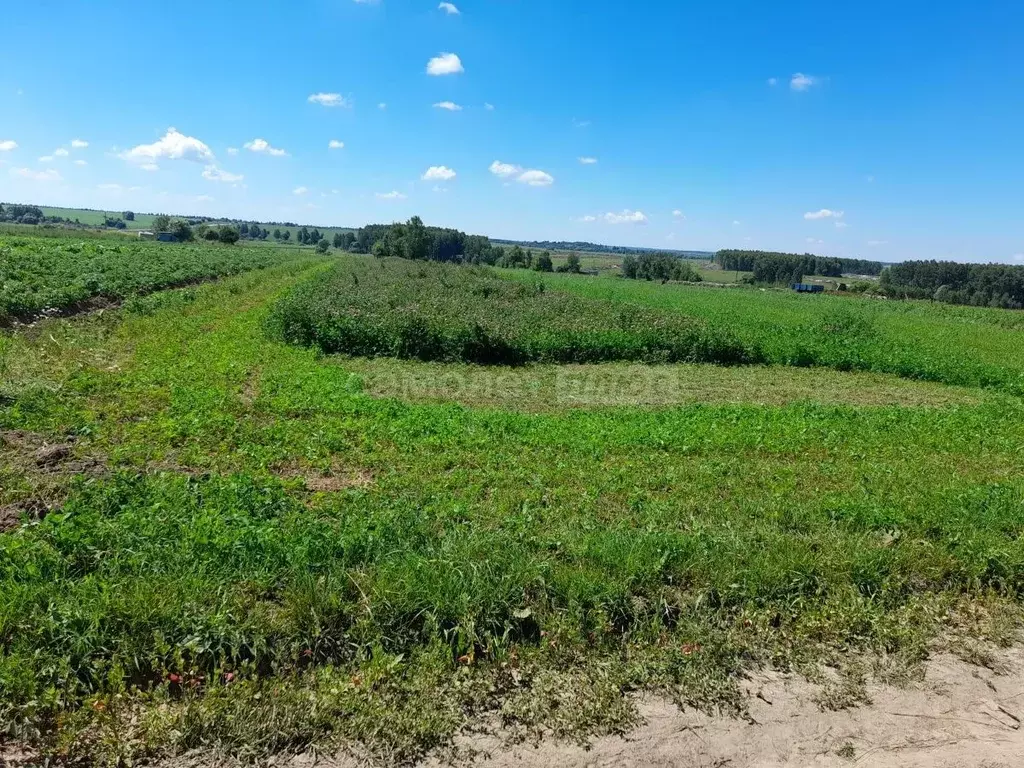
[156,233,178,243]
[138,231,156,240]
[792,283,825,293]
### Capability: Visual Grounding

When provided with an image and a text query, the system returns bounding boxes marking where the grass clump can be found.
[266,257,757,365]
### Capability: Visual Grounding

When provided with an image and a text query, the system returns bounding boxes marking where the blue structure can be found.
[792,283,824,293]
[156,233,178,243]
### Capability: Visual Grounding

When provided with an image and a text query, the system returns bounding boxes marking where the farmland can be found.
[2,232,1024,765]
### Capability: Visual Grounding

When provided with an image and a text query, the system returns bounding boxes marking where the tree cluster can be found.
[880,260,1024,309]
[715,250,883,281]
[357,217,499,264]
[621,252,703,282]
[151,215,194,242]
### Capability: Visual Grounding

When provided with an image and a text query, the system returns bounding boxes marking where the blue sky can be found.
[1,0,1022,263]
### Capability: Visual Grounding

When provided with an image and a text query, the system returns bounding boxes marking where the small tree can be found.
[152,214,171,233]
[566,252,581,273]
[282,230,291,241]
[273,228,282,240]
[535,251,553,272]
[316,239,330,254]
[169,219,193,242]
[218,225,240,244]
[123,210,135,221]
[333,232,344,249]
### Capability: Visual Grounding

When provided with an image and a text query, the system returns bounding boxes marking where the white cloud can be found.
[834,221,849,229]
[484,102,495,111]
[74,159,87,166]
[767,77,778,87]
[376,190,407,200]
[11,167,62,182]
[866,174,875,183]
[71,139,89,149]
[128,186,143,193]
[517,169,554,187]
[308,92,350,108]
[432,186,448,193]
[603,209,648,225]
[202,165,244,183]
[489,161,522,178]
[97,183,122,191]
[804,208,844,220]
[426,52,464,76]
[672,209,685,219]
[140,163,160,172]
[196,195,214,202]
[433,101,462,111]
[790,73,820,91]
[0,140,17,152]
[123,128,214,164]
[572,118,591,128]
[805,237,824,245]
[54,148,69,157]
[293,187,308,195]
[244,138,287,157]
[422,165,457,181]
[867,240,888,247]
[378,102,387,110]
[577,215,597,222]
[38,156,54,163]
[227,147,239,156]
[732,220,741,226]
[438,2,460,13]
[578,156,598,165]
[328,139,345,149]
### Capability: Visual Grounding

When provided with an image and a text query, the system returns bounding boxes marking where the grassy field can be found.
[2,237,1024,765]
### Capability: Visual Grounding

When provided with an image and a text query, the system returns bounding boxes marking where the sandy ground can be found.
[423,650,1024,768]
[3,650,1023,768]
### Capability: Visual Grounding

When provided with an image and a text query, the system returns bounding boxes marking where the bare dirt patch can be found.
[273,459,374,493]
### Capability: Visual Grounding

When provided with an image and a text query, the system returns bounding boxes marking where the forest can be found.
[881,260,1024,309]
[715,250,884,282]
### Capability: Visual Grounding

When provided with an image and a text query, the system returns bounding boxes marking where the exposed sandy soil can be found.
[423,650,1024,768]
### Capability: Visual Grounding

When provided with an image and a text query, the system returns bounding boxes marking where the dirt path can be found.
[425,650,1024,768]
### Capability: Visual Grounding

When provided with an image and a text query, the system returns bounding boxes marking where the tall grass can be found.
[267,257,756,365]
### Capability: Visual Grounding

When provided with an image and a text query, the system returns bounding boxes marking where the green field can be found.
[2,233,1024,765]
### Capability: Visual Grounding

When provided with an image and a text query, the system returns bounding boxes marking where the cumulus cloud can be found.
[202,165,244,183]
[38,156,54,163]
[572,118,591,128]
[422,165,457,181]
[438,2,460,13]
[577,215,597,222]
[804,208,844,220]
[74,159,87,166]
[54,148,69,157]
[11,167,62,182]
[433,101,462,111]
[293,186,308,195]
[672,209,685,219]
[376,190,407,199]
[578,156,598,165]
[328,140,345,149]
[123,128,214,164]
[0,140,17,152]
[426,52,464,76]
[767,77,778,87]
[244,138,287,156]
[834,221,849,229]
[603,209,648,225]
[378,102,387,110]
[196,195,214,202]
[805,237,825,245]
[489,161,522,178]
[516,169,554,187]
[732,220,741,226]
[140,163,160,172]
[227,147,239,155]
[71,139,89,149]
[790,73,820,91]
[484,103,495,111]
[308,92,350,108]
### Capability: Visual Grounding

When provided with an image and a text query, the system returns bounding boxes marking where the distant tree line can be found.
[622,252,702,282]
[714,250,884,284]
[493,239,711,259]
[350,217,498,264]
[880,261,1024,309]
